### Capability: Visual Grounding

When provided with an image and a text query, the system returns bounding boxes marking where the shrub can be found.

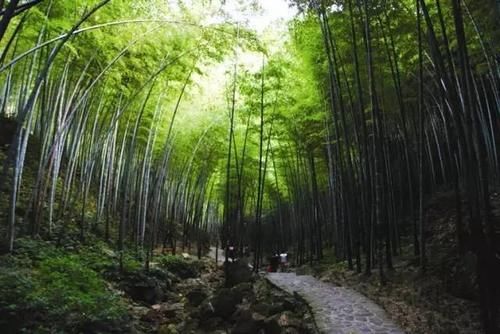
[12,237,61,264]
[0,253,127,333]
[77,242,115,274]
[0,266,35,331]
[31,255,127,326]
[158,254,200,279]
[121,251,142,272]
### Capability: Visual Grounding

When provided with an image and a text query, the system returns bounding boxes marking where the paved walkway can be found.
[208,246,225,264]
[267,272,404,334]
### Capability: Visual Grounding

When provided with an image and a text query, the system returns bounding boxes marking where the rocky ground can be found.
[128,257,317,334]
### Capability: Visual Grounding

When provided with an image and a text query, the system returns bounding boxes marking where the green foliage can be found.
[120,251,143,273]
[76,243,142,276]
[0,247,127,333]
[0,266,34,314]
[76,242,115,273]
[32,255,126,324]
[11,238,61,264]
[157,254,200,279]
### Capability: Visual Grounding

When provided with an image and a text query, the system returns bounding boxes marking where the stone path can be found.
[208,246,224,264]
[267,272,404,334]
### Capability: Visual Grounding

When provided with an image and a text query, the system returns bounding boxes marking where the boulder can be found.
[164,291,182,303]
[160,302,184,319]
[281,297,298,312]
[232,305,253,321]
[269,311,302,329]
[83,318,131,334]
[158,324,178,334]
[252,302,273,317]
[231,282,253,300]
[120,271,168,304]
[140,309,164,324]
[127,280,164,304]
[224,260,253,287]
[199,316,224,331]
[263,315,282,334]
[231,311,266,334]
[130,305,150,318]
[162,258,200,279]
[195,300,216,319]
[252,301,286,317]
[211,288,243,319]
[186,287,208,305]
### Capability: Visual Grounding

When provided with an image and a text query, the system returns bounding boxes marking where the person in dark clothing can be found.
[279,251,288,272]
[268,253,280,272]
[227,245,236,262]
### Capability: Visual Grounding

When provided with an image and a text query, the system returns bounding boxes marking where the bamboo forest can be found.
[0,0,499,333]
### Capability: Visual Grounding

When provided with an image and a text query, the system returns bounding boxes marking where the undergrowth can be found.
[0,238,129,333]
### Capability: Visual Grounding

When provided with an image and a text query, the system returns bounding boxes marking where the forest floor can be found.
[0,238,318,333]
[301,191,490,334]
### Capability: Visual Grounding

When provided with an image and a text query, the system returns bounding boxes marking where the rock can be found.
[196,300,215,319]
[183,277,203,285]
[232,304,252,319]
[83,318,131,334]
[186,287,208,305]
[224,260,253,287]
[130,305,150,318]
[265,311,302,329]
[281,297,298,312]
[263,315,281,334]
[253,302,274,317]
[141,309,163,323]
[231,311,266,334]
[129,282,164,304]
[211,288,243,319]
[252,301,286,317]
[231,282,253,300]
[120,271,167,304]
[162,258,200,279]
[158,324,178,334]
[173,320,187,333]
[200,316,224,331]
[164,291,182,303]
[161,302,184,318]
[166,270,181,284]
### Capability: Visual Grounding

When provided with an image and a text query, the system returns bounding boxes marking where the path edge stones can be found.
[263,274,321,334]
